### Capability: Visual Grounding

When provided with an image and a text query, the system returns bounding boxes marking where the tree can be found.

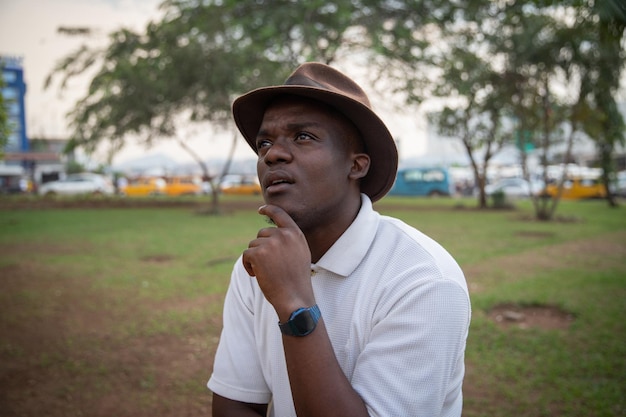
[502,0,626,215]
[492,2,583,220]
[45,0,390,212]
[46,23,280,212]
[366,1,524,209]
[368,0,625,218]
[428,28,515,210]
[575,0,626,207]
[429,71,512,209]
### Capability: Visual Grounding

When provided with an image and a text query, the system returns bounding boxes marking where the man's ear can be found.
[349,153,370,180]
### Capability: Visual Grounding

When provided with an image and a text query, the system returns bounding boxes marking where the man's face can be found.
[255,96,364,232]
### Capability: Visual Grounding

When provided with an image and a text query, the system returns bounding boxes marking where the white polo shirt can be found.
[208,194,471,417]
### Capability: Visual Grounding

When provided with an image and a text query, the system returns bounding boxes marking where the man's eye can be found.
[257,139,271,149]
[295,132,313,141]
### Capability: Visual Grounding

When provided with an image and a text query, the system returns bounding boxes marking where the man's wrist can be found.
[278,305,321,337]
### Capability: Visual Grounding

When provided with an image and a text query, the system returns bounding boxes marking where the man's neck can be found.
[304,196,362,264]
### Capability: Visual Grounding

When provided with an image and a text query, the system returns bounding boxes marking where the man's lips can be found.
[263,171,295,192]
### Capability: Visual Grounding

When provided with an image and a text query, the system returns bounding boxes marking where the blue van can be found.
[389,167,452,197]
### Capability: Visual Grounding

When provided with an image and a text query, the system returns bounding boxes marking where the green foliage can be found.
[45,0,381,158]
[45,0,625,211]
[64,160,85,174]
[385,1,626,213]
[490,190,508,209]
[44,0,469,159]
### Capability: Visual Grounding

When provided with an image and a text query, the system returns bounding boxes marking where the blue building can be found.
[1,55,29,153]
[1,56,64,192]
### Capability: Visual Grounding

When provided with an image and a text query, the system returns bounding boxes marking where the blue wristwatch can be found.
[279,305,321,337]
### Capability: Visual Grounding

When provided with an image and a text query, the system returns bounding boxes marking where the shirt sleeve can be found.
[207,258,272,405]
[352,277,471,417]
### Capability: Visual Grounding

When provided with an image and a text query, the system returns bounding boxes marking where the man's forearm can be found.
[283,319,369,417]
[212,393,268,417]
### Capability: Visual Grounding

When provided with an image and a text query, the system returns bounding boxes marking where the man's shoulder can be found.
[376,214,434,246]
[372,214,466,284]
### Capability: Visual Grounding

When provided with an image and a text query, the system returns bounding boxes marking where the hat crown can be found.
[284,63,372,109]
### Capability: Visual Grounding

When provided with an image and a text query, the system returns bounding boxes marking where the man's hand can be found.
[242,205,314,319]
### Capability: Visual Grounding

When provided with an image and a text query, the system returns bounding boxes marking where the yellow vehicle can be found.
[220,175,262,195]
[543,177,606,200]
[121,177,166,197]
[164,176,202,196]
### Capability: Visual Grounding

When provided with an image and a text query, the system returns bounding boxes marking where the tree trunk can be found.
[599,140,619,208]
[174,135,221,214]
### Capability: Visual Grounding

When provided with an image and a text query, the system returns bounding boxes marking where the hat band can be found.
[285,74,326,89]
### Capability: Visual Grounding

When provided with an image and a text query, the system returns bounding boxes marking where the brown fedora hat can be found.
[232,62,398,202]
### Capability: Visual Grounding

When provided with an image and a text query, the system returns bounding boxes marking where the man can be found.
[208,62,471,417]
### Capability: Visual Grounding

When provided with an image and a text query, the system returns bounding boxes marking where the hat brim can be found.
[233,85,398,202]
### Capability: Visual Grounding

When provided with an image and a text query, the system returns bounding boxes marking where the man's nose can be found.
[263,138,292,164]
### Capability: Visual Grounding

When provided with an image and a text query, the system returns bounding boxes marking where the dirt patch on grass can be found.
[514,230,556,238]
[465,230,626,330]
[488,303,576,330]
[140,254,175,263]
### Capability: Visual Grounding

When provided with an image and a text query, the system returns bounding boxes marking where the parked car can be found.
[164,176,202,196]
[484,178,544,198]
[388,167,453,197]
[542,177,606,200]
[38,173,115,196]
[121,177,167,197]
[220,175,262,195]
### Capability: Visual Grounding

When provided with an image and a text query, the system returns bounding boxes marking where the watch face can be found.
[292,310,316,335]
[280,305,321,336]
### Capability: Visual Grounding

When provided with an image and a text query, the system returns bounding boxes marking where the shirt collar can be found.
[312,194,379,277]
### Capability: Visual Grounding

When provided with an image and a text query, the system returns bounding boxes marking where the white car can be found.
[38,173,115,196]
[484,178,545,198]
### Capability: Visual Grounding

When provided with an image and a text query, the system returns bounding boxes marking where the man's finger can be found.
[242,247,257,276]
[258,204,297,229]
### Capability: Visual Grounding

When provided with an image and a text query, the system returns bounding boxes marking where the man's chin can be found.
[263,193,291,209]
[261,200,302,228]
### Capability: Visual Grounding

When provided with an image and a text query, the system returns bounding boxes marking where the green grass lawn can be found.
[0,195,624,416]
